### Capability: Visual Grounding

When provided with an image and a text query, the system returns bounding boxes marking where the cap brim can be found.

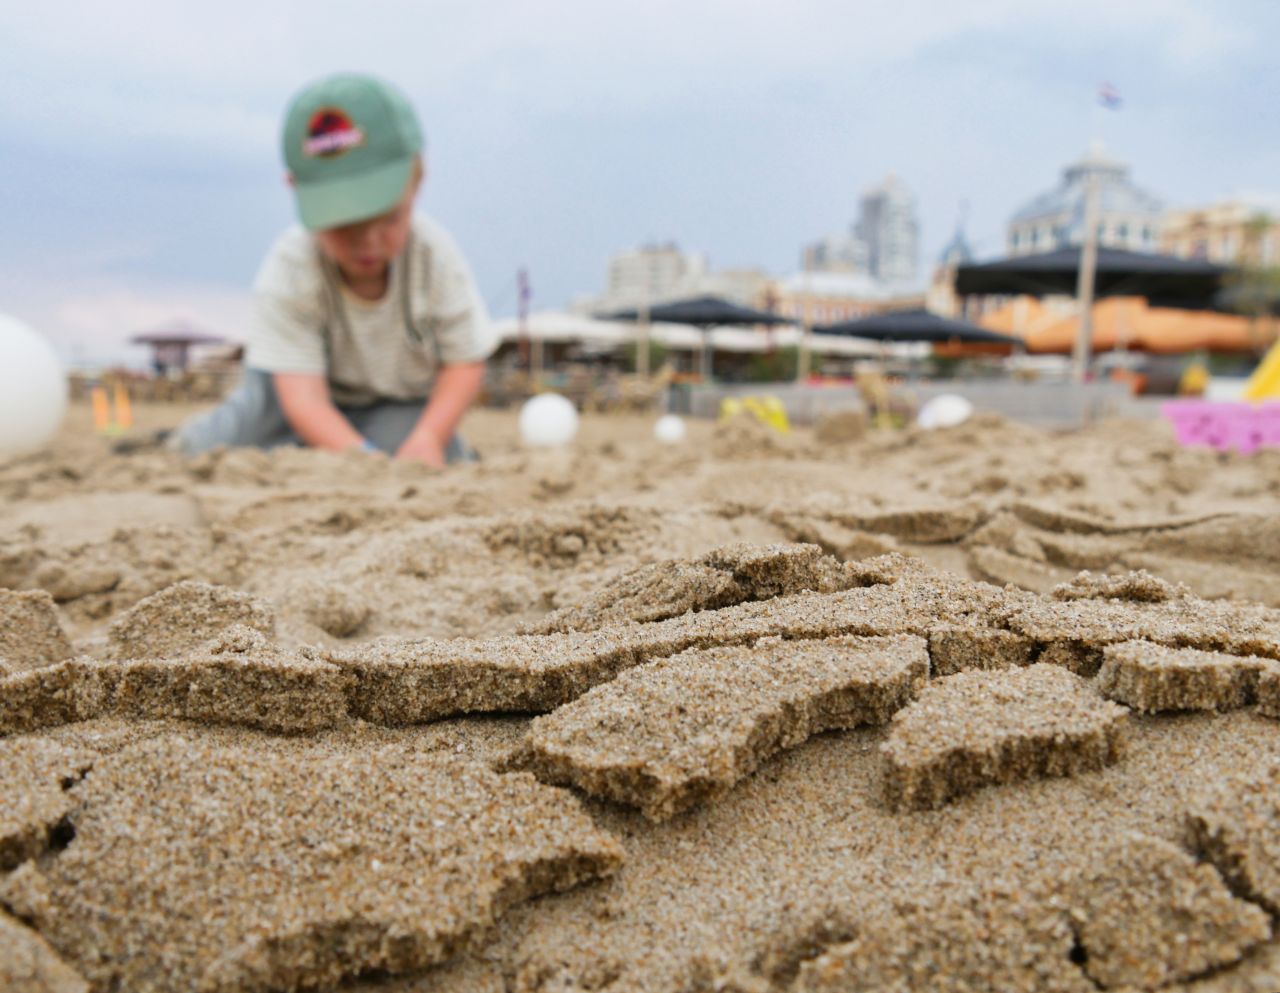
[293,156,415,231]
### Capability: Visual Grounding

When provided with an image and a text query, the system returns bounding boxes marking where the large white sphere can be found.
[519,392,579,447]
[917,393,974,430]
[0,314,66,454]
[653,414,686,444]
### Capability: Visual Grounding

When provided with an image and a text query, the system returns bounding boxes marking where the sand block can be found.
[1097,641,1270,713]
[928,625,1035,676]
[0,911,89,993]
[0,741,623,993]
[518,635,928,821]
[0,659,117,736]
[0,739,93,870]
[1188,763,1280,914]
[812,407,868,444]
[109,627,350,733]
[0,589,73,672]
[527,542,849,634]
[107,580,275,659]
[880,664,1129,811]
[1069,833,1272,988]
[1002,596,1280,669]
[969,545,1074,594]
[1051,568,1188,602]
[336,583,929,723]
[0,630,348,736]
[1259,664,1280,719]
[790,890,1094,993]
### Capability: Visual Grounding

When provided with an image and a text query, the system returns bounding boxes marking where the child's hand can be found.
[396,430,446,467]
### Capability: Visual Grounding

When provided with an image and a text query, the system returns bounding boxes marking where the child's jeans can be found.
[169,368,478,462]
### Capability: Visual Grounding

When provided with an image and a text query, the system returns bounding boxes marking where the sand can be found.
[1,402,1279,992]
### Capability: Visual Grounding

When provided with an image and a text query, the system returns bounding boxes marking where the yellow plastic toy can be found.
[1243,338,1280,402]
[718,395,790,433]
[91,383,134,435]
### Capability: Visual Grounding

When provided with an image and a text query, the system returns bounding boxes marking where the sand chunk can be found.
[0,589,73,672]
[0,630,347,736]
[1258,664,1280,719]
[1,741,622,993]
[527,542,849,634]
[337,582,931,723]
[1069,833,1272,988]
[518,635,928,820]
[0,911,89,993]
[1097,641,1270,713]
[337,571,1026,724]
[881,664,1128,810]
[0,739,93,870]
[108,580,275,659]
[1003,595,1280,667]
[1052,568,1188,602]
[0,659,117,736]
[790,890,1094,993]
[1188,763,1280,914]
[928,625,1035,676]
[813,407,868,444]
[108,627,349,733]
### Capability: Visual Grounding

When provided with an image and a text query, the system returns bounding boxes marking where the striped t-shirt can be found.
[246,214,497,407]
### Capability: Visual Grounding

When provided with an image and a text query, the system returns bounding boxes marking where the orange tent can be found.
[979,297,1276,355]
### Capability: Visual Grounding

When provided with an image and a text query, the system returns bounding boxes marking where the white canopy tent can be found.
[493,311,881,359]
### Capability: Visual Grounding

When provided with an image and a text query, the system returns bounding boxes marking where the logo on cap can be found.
[303,108,365,157]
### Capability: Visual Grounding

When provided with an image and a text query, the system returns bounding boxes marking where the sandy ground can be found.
[2,400,1279,992]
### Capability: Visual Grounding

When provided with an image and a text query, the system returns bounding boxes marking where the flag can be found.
[1098,82,1122,110]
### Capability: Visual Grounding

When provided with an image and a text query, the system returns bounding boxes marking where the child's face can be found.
[313,172,419,280]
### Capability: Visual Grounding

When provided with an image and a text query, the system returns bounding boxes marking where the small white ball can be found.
[519,392,579,447]
[0,313,66,454]
[653,414,686,444]
[918,394,974,430]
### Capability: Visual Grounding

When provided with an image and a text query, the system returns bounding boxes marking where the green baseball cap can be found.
[281,73,423,231]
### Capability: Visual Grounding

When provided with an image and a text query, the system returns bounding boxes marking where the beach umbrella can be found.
[954,247,1230,307]
[130,321,229,373]
[814,309,1020,346]
[601,295,793,379]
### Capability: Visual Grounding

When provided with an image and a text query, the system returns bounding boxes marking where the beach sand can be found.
[2,401,1279,991]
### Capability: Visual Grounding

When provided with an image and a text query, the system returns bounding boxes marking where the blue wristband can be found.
[356,439,378,453]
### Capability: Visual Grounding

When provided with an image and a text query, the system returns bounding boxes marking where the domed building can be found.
[1007,142,1164,257]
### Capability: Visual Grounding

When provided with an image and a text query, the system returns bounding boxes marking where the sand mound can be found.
[525,542,851,634]
[1069,833,1271,988]
[0,911,87,993]
[0,590,72,672]
[1,739,621,993]
[108,580,276,659]
[4,407,1280,991]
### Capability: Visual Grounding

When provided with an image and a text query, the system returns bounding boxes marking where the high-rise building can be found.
[604,242,707,308]
[1006,142,1163,257]
[801,174,920,287]
[855,174,920,285]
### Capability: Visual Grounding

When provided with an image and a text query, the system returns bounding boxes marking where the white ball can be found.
[918,394,974,430]
[653,414,686,444]
[519,392,579,447]
[0,314,66,454]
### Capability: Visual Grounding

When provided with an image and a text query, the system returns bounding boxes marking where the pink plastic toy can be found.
[1162,401,1280,455]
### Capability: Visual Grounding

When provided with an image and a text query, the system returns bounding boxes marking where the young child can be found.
[172,73,495,465]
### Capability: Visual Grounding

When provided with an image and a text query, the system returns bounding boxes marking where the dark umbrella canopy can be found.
[602,295,791,328]
[814,309,1020,345]
[955,247,1230,306]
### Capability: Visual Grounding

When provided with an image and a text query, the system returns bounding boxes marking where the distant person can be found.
[171,73,495,465]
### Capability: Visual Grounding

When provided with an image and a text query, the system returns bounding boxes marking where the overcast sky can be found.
[3,1,1278,364]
